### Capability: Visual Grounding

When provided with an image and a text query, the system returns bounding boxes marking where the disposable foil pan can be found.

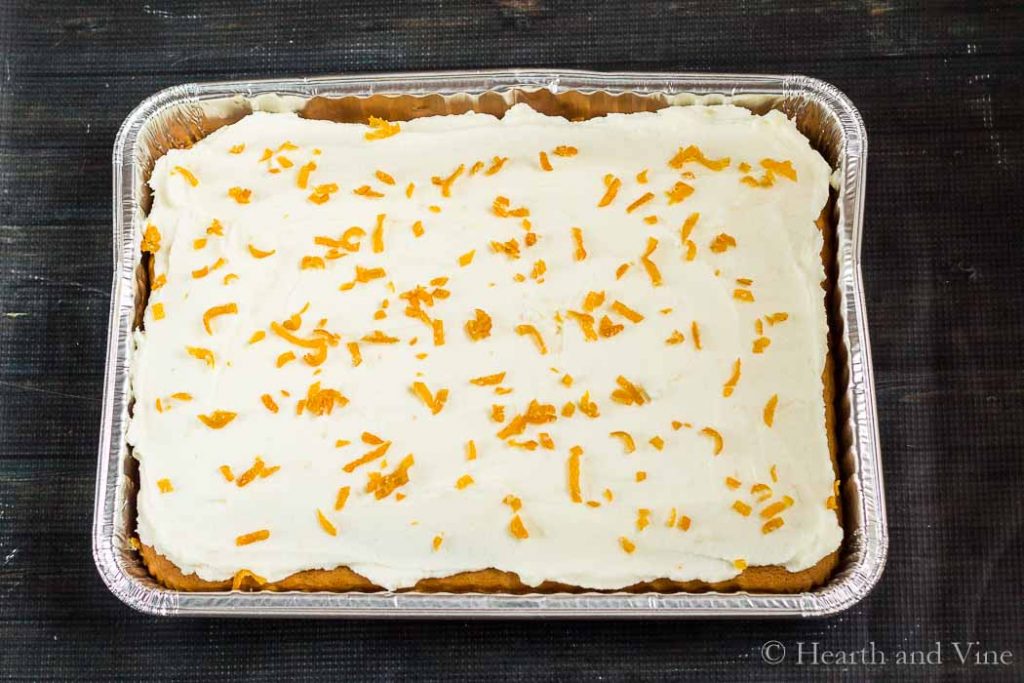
[94,70,885,617]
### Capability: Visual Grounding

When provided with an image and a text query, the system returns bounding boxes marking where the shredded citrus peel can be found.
[308,183,339,204]
[261,394,279,413]
[598,175,621,207]
[365,453,415,499]
[247,244,275,259]
[343,440,392,473]
[365,116,400,140]
[508,515,529,539]
[198,410,236,429]
[700,427,724,455]
[709,233,737,253]
[640,237,662,286]
[470,371,506,386]
[610,300,643,323]
[235,530,270,546]
[567,445,584,503]
[515,324,547,355]
[609,431,636,454]
[228,187,252,204]
[611,375,649,406]
[665,181,694,205]
[186,346,215,367]
[411,381,449,414]
[763,394,779,426]
[571,227,587,261]
[722,358,742,397]
[492,195,530,218]
[578,391,600,418]
[668,145,730,171]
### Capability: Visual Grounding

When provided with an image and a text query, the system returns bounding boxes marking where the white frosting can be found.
[128,104,842,590]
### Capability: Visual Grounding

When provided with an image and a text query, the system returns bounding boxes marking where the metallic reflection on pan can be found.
[95,70,884,617]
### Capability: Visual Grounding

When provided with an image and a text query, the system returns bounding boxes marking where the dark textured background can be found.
[1,1,1023,680]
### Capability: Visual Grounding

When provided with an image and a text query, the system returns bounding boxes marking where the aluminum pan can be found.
[94,70,885,617]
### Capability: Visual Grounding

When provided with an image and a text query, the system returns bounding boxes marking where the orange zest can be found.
[198,410,237,429]
[625,191,654,214]
[248,244,275,259]
[761,158,797,181]
[202,303,238,334]
[308,183,339,204]
[598,175,622,207]
[566,311,597,341]
[578,391,600,418]
[316,509,337,536]
[354,185,384,199]
[571,227,587,261]
[509,514,529,539]
[297,161,316,189]
[567,445,584,503]
[611,375,649,406]
[299,381,349,416]
[228,187,252,204]
[411,381,449,415]
[342,441,392,473]
[365,453,415,499]
[722,358,741,397]
[699,427,724,455]
[235,529,270,546]
[665,181,694,205]
[609,431,636,454]
[610,300,643,323]
[431,163,464,197]
[261,394,279,413]
[492,195,530,218]
[172,166,199,186]
[680,212,700,241]
[484,156,509,175]
[470,371,506,386]
[300,256,325,270]
[710,233,737,253]
[640,237,662,286]
[464,309,492,340]
[371,213,385,253]
[334,485,351,511]
[364,116,400,140]
[668,145,730,171]
[761,495,794,519]
[142,224,161,253]
[763,394,780,427]
[186,346,215,368]
[582,290,605,312]
[514,324,547,355]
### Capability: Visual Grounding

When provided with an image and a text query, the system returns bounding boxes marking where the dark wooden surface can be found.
[1,1,1023,680]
